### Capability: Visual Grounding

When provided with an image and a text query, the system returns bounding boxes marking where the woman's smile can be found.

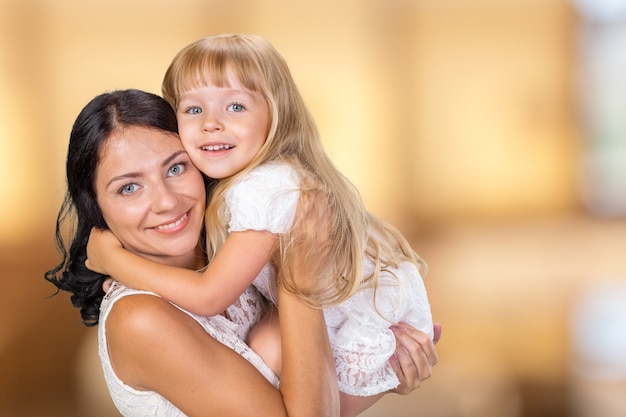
[153,211,190,233]
[95,126,206,264]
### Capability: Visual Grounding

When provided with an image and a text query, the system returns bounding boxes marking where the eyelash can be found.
[182,102,246,114]
[183,106,202,114]
[116,161,188,195]
[228,102,245,112]
[168,161,187,176]
[118,183,138,196]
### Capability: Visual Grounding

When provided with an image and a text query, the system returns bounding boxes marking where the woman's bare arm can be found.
[278,285,339,417]
[107,295,290,417]
[107,293,338,417]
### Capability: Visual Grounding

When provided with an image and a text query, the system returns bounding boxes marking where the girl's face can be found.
[94,126,206,268]
[176,69,270,179]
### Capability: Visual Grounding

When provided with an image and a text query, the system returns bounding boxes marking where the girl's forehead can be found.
[179,69,259,97]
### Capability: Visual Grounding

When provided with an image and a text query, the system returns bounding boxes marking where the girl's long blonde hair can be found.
[162,34,426,307]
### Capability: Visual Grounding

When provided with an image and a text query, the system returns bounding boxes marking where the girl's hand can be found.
[86,227,122,275]
[102,277,114,293]
[389,322,441,394]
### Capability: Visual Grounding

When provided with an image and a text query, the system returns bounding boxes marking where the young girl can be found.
[87,34,434,415]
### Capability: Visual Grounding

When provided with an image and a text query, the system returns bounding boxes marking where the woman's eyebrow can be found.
[106,172,140,188]
[106,150,187,188]
[162,150,187,167]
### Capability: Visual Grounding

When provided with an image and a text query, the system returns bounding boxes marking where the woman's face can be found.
[94,126,206,268]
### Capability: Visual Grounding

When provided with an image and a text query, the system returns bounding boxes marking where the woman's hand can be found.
[86,227,123,275]
[389,322,441,394]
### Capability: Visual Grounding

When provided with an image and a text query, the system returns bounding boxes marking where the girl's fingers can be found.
[395,323,439,368]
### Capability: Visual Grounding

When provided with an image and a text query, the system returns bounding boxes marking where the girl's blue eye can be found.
[228,103,244,112]
[186,106,202,114]
[168,162,186,176]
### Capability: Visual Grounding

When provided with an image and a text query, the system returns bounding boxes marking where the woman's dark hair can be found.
[44,89,182,326]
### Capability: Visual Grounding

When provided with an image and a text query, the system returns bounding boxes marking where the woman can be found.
[45,89,438,416]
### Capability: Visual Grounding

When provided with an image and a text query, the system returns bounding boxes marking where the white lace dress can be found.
[98,282,278,417]
[226,161,434,396]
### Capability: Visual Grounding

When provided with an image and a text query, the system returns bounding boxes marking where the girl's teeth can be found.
[155,213,187,230]
[203,144,234,151]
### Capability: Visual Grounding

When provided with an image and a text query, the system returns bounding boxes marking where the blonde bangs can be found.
[162,36,268,110]
[162,51,226,109]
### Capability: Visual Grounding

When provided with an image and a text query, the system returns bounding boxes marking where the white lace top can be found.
[98,282,278,417]
[226,161,434,396]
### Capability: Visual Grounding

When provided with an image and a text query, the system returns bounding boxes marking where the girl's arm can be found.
[107,292,338,417]
[87,227,277,316]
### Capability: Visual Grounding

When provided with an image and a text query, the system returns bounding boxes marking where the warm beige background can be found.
[2,0,625,416]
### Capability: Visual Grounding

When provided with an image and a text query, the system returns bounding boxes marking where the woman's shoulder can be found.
[108,293,176,329]
[102,283,159,320]
[105,293,188,363]
[102,284,185,341]
[106,287,168,310]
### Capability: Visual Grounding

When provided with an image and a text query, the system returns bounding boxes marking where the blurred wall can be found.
[4,1,616,416]
[0,0,579,245]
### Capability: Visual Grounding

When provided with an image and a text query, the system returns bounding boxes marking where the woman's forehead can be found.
[99,127,182,167]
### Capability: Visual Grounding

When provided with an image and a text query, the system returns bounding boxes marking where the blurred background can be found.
[2,0,626,416]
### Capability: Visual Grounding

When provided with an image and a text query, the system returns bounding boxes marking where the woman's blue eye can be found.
[228,103,244,112]
[120,183,138,195]
[168,162,186,176]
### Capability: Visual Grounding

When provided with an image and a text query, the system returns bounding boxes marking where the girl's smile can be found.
[176,69,270,179]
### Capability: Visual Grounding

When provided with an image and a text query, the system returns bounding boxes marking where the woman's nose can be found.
[152,184,178,212]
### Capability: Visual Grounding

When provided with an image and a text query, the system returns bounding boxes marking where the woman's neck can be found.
[176,244,207,271]
[139,244,207,271]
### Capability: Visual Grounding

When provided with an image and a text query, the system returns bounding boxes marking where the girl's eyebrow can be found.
[106,150,187,188]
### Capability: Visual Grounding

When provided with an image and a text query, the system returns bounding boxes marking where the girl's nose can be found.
[202,111,223,132]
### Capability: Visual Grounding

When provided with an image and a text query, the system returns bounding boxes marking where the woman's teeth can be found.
[155,213,187,230]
